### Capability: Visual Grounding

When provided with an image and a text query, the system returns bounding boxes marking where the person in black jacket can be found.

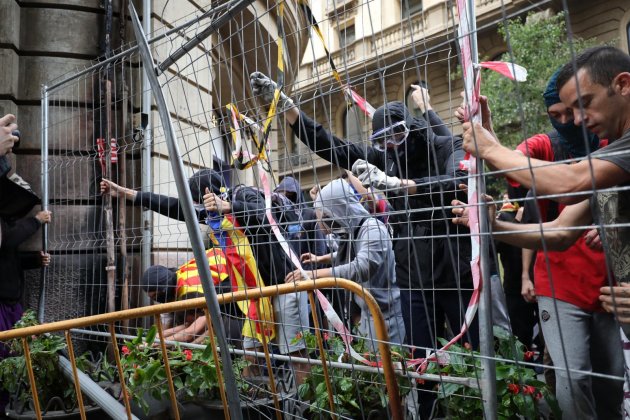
[0,208,51,414]
[251,72,475,417]
[102,170,312,384]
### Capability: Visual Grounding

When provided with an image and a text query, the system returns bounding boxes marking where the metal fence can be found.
[19,0,630,419]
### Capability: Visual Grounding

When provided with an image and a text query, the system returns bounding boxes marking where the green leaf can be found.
[202,343,214,360]
[145,325,157,346]
[298,383,311,399]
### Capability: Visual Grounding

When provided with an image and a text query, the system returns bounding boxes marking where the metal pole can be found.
[128,5,243,419]
[155,0,255,75]
[58,356,140,420]
[141,0,153,314]
[38,86,49,324]
[467,0,497,417]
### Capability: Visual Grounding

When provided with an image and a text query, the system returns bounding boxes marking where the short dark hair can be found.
[556,46,630,91]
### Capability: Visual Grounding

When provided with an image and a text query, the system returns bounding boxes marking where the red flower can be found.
[522,385,536,395]
[183,349,193,361]
[535,392,543,400]
[121,345,130,355]
[323,332,330,341]
[524,351,535,361]
[507,383,520,395]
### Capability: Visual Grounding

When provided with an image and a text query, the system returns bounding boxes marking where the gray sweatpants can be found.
[538,297,624,419]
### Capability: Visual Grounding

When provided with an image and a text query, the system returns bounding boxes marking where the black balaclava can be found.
[188,169,231,203]
[141,265,177,303]
[545,69,600,157]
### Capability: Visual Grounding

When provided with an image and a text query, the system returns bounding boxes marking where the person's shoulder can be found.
[593,129,630,159]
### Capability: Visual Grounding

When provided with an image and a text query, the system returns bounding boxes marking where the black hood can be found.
[188,169,231,203]
[372,101,432,144]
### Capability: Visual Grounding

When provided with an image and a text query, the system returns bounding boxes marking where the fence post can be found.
[38,85,49,323]
[466,0,498,417]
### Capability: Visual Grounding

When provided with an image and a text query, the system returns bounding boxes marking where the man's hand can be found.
[584,228,603,251]
[309,185,320,201]
[35,210,52,224]
[285,268,309,283]
[100,178,136,200]
[451,192,496,228]
[462,122,500,159]
[454,93,493,131]
[40,251,51,267]
[351,159,402,193]
[600,283,630,324]
[249,72,295,113]
[521,274,536,303]
[203,188,230,214]
[410,84,432,114]
[0,114,18,156]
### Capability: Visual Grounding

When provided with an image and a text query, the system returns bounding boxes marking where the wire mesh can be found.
[30,0,630,419]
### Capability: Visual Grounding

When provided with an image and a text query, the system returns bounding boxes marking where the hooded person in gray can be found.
[287,178,404,348]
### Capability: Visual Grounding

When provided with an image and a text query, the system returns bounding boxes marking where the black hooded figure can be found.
[289,100,476,419]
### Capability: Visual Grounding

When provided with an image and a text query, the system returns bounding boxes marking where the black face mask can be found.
[549,118,600,158]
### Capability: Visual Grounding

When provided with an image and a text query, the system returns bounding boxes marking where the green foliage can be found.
[295,331,412,419]
[425,327,561,419]
[120,325,248,414]
[0,311,74,411]
[482,12,597,149]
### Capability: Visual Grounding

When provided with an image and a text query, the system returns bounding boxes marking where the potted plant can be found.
[295,331,412,419]
[120,325,273,419]
[425,327,561,419]
[0,311,107,419]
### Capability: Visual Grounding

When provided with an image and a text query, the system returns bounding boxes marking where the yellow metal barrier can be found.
[0,279,403,420]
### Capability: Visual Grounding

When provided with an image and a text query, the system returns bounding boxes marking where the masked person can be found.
[286,178,404,349]
[274,176,327,265]
[251,72,474,418]
[101,170,277,365]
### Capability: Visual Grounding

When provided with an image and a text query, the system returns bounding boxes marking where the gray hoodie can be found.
[314,179,400,317]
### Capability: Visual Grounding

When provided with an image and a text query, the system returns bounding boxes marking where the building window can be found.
[402,0,422,18]
[338,25,355,49]
[344,105,364,144]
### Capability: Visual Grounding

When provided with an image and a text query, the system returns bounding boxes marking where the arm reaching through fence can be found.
[452,196,591,251]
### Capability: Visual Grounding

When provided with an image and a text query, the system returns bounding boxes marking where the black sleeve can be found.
[411,135,468,205]
[134,191,207,223]
[425,110,452,138]
[20,252,42,270]
[1,217,41,249]
[291,111,385,170]
[229,188,269,233]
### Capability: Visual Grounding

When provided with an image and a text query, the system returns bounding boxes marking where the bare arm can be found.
[462,123,630,203]
[163,316,207,343]
[492,199,592,250]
